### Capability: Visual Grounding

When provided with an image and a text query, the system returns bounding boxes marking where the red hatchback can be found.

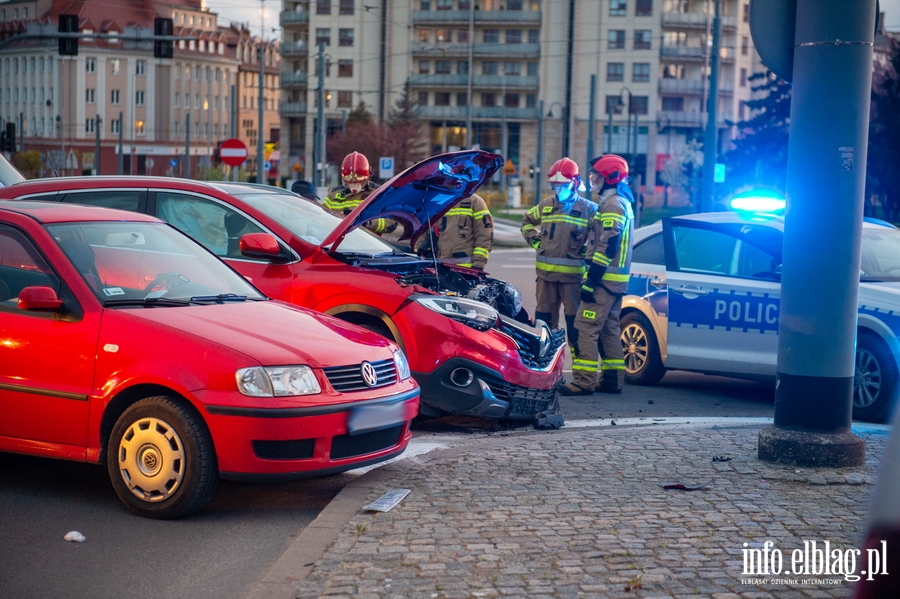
[0,151,565,421]
[0,202,418,518]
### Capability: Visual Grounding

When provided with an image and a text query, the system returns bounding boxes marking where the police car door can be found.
[662,218,782,377]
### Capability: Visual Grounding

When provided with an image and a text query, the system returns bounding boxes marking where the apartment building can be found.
[0,0,278,178]
[281,0,760,204]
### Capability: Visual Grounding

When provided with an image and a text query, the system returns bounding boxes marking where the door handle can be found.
[650,277,667,288]
[670,286,710,297]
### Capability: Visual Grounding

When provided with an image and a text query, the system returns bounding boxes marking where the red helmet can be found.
[341,152,370,183]
[547,157,580,185]
[590,154,629,185]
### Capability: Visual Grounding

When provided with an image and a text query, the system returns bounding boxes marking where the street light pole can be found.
[257,0,266,185]
[587,74,596,168]
[700,0,722,212]
[535,99,544,204]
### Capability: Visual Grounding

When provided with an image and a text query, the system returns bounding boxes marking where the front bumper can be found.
[413,356,563,420]
[199,387,420,480]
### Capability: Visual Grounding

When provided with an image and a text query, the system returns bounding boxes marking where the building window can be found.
[630,95,649,114]
[339,28,354,46]
[111,89,120,104]
[317,0,330,15]
[606,95,620,115]
[483,29,499,43]
[607,62,624,82]
[505,61,521,76]
[339,0,354,15]
[418,91,429,106]
[459,0,471,8]
[436,0,453,9]
[741,36,749,56]
[634,30,652,49]
[527,61,538,76]
[526,93,536,108]
[86,88,95,104]
[508,0,523,9]
[136,90,145,105]
[609,30,625,49]
[481,93,496,107]
[610,0,627,16]
[739,100,748,120]
[111,119,121,135]
[338,60,353,77]
[457,61,469,74]
[504,93,520,107]
[418,29,431,43]
[85,118,96,134]
[636,0,653,16]
[458,29,469,43]
[420,0,430,8]
[436,60,452,74]
[740,68,747,87]
[506,30,522,44]
[661,97,684,111]
[337,90,353,107]
[528,29,539,44]
[435,92,451,106]
[436,29,452,42]
[111,59,121,74]
[482,61,498,75]
[136,60,146,76]
[633,63,650,82]
[419,60,430,74]
[86,58,96,73]
[316,28,330,45]
[135,120,145,135]
[457,92,468,106]
[743,3,749,22]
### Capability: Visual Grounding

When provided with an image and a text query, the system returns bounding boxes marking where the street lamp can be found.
[657,113,673,207]
[546,101,566,159]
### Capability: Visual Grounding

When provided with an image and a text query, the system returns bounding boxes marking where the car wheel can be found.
[107,396,218,519]
[853,333,898,423]
[620,312,666,386]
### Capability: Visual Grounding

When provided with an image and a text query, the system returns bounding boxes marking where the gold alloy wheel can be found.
[621,321,650,375]
[117,417,186,502]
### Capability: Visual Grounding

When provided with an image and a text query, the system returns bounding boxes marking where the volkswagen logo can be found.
[360,361,379,387]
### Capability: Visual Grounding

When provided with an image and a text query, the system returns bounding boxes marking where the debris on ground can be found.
[712,455,733,462]
[534,412,565,429]
[363,489,411,512]
[658,481,710,491]
[625,574,643,592]
[64,531,86,543]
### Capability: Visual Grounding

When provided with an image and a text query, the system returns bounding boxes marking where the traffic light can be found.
[58,14,79,56]
[528,164,535,178]
[5,123,15,153]
[154,18,174,59]
[0,131,7,153]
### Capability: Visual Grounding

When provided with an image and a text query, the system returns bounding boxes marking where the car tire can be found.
[620,312,666,386]
[853,332,899,423]
[107,396,218,519]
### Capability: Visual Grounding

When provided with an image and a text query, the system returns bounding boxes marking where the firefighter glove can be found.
[530,238,541,250]
[580,283,595,304]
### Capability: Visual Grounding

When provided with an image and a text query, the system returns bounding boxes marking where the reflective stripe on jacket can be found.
[521,194,598,283]
[584,188,634,294]
[437,194,493,269]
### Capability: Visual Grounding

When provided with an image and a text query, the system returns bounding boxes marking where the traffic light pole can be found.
[700,0,722,213]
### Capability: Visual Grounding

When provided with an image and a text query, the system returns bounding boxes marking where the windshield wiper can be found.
[103,297,194,308]
[188,293,259,303]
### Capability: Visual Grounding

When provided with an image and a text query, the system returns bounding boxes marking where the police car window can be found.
[860,227,900,282]
[735,241,780,280]
[632,233,665,265]
[673,226,738,275]
[61,190,142,212]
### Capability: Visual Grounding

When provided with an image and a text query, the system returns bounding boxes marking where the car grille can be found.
[499,320,567,370]
[330,425,404,460]
[323,359,398,392]
[482,376,559,420]
[252,438,316,461]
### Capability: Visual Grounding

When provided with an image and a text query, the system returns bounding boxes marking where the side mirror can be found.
[18,286,63,311]
[239,233,284,261]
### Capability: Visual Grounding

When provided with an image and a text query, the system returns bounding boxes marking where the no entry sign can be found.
[220,138,249,167]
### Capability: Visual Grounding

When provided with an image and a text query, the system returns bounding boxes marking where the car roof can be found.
[0,175,224,197]
[0,201,161,224]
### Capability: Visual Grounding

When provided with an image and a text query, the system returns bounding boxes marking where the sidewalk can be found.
[248,423,889,599]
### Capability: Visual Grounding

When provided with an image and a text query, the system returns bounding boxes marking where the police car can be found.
[621,201,900,423]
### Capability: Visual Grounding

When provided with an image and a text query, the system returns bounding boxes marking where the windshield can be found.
[861,226,900,282]
[236,191,395,255]
[46,221,266,306]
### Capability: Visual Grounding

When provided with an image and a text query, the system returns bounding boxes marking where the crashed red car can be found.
[0,151,565,421]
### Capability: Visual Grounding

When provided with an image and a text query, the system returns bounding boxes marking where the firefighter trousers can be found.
[571,286,625,391]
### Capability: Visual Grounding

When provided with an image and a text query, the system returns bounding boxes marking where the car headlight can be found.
[393,350,411,380]
[236,365,321,397]
[502,282,524,316]
[414,295,499,332]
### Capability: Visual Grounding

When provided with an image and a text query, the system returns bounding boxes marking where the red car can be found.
[0,151,565,421]
[0,202,418,519]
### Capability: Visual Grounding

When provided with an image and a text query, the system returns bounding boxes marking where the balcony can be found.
[660,46,707,61]
[282,72,308,88]
[280,8,309,27]
[473,74,539,89]
[281,40,308,57]
[280,102,308,117]
[410,74,469,87]
[474,42,540,57]
[661,12,737,30]
[411,42,469,56]
[412,9,542,25]
[417,106,539,120]
[658,78,735,95]
[657,110,734,128]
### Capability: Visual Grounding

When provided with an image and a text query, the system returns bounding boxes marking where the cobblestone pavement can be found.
[250,425,890,599]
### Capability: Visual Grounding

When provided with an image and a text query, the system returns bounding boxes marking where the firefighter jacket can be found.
[323,181,396,235]
[436,194,493,269]
[521,194,598,283]
[584,187,634,295]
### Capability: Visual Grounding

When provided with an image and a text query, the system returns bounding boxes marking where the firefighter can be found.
[323,152,395,235]
[521,157,597,355]
[560,154,635,396]
[434,194,494,270]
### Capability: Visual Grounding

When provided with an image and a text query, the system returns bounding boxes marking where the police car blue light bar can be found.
[727,188,786,214]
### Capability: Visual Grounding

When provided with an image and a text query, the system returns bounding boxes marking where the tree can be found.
[867,39,900,222]
[346,102,374,127]
[660,139,703,206]
[720,71,792,199]
[13,150,42,179]
[387,80,430,169]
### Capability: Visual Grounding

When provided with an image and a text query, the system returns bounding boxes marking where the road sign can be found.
[220,138,249,167]
[169,157,178,168]
[503,159,517,175]
[145,157,155,170]
[379,157,394,179]
[264,161,271,171]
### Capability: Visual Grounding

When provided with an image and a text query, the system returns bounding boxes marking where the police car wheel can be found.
[620,312,666,386]
[852,333,898,423]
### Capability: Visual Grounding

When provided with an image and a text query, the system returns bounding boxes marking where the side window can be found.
[156,193,264,259]
[735,241,780,280]
[60,191,143,212]
[673,226,738,275]
[632,233,665,265]
[0,225,60,308]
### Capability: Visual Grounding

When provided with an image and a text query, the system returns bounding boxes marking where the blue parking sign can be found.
[169,157,178,168]
[379,157,394,179]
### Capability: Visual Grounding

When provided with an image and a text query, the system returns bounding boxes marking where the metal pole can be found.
[378,0,388,122]
[316,41,326,188]
[535,99,543,205]
[18,112,23,152]
[185,112,191,178]
[563,0,575,156]
[607,102,613,154]
[587,74,596,168]
[231,83,238,182]
[94,115,101,175]
[632,112,638,168]
[501,76,507,193]
[465,0,474,147]
[759,0,875,467]
[117,111,123,175]
[700,0,722,213]
[257,6,266,185]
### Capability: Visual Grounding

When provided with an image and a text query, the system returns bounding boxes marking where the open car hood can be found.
[320,150,503,253]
